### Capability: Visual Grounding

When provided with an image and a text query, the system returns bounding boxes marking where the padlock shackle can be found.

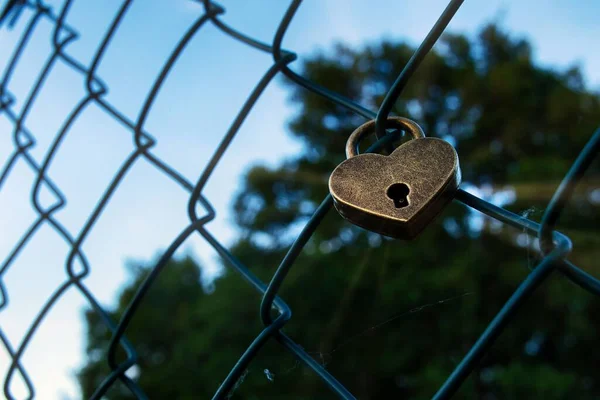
[345,117,425,159]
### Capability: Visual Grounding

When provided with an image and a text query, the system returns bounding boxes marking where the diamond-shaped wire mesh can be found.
[0,0,598,399]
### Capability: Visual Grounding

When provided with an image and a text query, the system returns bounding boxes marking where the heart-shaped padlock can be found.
[328,117,461,239]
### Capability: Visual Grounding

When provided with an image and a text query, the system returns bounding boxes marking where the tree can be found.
[78,23,600,399]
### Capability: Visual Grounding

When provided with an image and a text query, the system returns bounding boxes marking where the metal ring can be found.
[345,116,425,159]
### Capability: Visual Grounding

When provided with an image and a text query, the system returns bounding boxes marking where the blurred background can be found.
[0,0,599,399]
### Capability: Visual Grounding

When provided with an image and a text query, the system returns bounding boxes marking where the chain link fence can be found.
[0,0,598,399]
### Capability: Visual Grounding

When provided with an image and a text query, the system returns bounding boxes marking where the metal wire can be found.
[0,0,598,399]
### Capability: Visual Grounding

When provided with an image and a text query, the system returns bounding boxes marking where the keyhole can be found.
[386,183,410,208]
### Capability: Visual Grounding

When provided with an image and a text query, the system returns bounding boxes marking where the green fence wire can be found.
[0,0,598,399]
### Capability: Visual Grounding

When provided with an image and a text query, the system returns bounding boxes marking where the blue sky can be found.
[0,0,599,398]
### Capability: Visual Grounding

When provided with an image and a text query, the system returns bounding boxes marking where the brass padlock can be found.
[328,117,461,239]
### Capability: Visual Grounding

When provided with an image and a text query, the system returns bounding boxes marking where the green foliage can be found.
[79,23,600,399]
